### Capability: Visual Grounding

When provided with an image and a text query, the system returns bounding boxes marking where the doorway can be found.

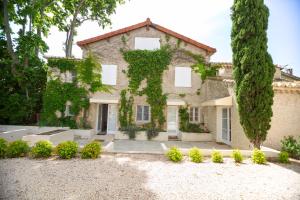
[167,106,178,136]
[221,107,231,145]
[97,104,108,134]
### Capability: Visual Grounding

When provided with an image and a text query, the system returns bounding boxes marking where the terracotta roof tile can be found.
[77,18,216,54]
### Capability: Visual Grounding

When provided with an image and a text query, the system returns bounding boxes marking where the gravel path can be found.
[1,154,300,200]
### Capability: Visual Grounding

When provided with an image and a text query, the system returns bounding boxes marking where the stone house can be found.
[56,18,299,150]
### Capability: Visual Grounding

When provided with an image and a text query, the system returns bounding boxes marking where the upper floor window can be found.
[134,37,160,50]
[175,67,191,87]
[136,105,150,122]
[102,65,117,85]
[189,107,199,122]
[63,70,76,83]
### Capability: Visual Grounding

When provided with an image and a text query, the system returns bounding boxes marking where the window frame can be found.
[64,104,74,117]
[174,67,192,87]
[189,107,200,123]
[136,105,151,122]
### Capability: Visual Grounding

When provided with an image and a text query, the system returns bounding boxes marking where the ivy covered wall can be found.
[41,54,107,128]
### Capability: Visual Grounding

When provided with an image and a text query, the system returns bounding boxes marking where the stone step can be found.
[168,135,180,141]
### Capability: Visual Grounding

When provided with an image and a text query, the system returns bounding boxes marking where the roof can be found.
[201,96,233,107]
[281,71,300,81]
[77,18,216,54]
[223,79,300,92]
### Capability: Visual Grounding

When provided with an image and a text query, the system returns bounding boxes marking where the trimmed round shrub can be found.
[278,151,289,164]
[31,140,53,158]
[56,141,78,159]
[231,149,243,163]
[81,141,102,159]
[166,147,183,162]
[188,147,203,163]
[211,150,223,163]
[252,148,266,164]
[0,138,8,158]
[6,140,30,158]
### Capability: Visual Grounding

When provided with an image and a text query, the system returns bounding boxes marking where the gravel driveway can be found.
[1,154,300,200]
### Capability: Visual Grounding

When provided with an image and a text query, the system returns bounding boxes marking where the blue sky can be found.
[45,0,300,76]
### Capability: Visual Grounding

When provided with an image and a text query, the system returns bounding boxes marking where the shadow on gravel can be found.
[0,156,158,200]
[271,161,300,174]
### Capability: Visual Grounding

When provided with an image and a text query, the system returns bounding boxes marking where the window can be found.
[102,65,117,85]
[175,67,191,87]
[135,37,160,50]
[64,102,74,117]
[64,70,76,83]
[189,107,199,122]
[136,105,150,122]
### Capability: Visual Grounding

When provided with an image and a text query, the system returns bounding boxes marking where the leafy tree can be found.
[0,0,55,124]
[231,0,275,149]
[54,0,124,57]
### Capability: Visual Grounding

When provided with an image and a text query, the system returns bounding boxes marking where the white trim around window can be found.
[136,105,151,122]
[189,107,200,123]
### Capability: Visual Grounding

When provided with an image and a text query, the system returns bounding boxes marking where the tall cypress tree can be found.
[231,0,275,149]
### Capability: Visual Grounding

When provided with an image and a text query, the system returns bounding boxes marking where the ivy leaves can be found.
[122,46,172,128]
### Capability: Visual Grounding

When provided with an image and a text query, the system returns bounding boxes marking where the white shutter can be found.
[102,65,117,85]
[135,37,160,50]
[175,67,191,87]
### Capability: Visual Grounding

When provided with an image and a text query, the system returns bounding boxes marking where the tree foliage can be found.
[55,0,124,57]
[0,0,121,125]
[231,0,275,148]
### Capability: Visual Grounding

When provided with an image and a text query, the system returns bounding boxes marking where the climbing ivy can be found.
[179,107,190,131]
[76,53,110,93]
[179,106,204,133]
[40,79,89,128]
[41,54,107,128]
[122,45,172,128]
[184,50,218,80]
[47,57,80,72]
[119,89,133,128]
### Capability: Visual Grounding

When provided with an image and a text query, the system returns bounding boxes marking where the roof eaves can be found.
[76,18,216,54]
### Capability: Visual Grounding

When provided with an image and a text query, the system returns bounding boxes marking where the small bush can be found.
[252,148,266,164]
[166,147,183,162]
[146,128,159,140]
[81,141,101,159]
[278,151,290,163]
[56,141,78,159]
[31,140,53,158]
[0,138,8,158]
[123,125,138,139]
[281,136,300,160]
[231,149,243,163]
[188,147,203,163]
[211,150,223,163]
[0,138,7,158]
[6,140,30,158]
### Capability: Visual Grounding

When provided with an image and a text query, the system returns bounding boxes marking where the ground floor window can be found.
[189,107,199,122]
[136,105,150,122]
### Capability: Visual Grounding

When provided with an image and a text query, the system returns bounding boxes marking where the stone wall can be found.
[264,91,300,150]
[81,26,212,129]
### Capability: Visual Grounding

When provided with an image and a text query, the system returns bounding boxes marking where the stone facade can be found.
[80,26,213,131]
[72,20,300,150]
